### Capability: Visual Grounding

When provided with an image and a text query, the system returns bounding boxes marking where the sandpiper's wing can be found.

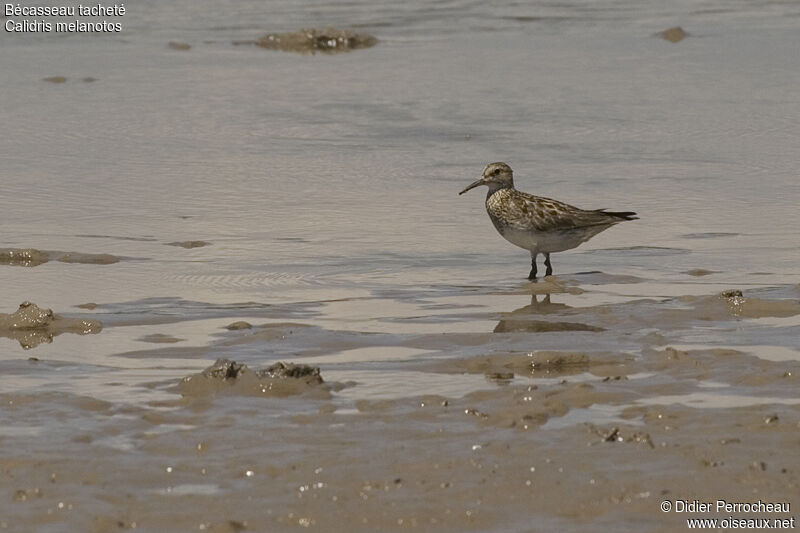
[501,191,637,232]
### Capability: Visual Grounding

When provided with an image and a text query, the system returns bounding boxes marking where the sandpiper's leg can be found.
[528,252,538,280]
[544,253,553,277]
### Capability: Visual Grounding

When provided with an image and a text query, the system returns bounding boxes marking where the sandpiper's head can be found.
[458,162,514,195]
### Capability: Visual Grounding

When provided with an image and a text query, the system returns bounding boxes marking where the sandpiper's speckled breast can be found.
[486,189,531,229]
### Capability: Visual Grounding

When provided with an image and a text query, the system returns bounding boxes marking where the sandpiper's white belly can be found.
[494,224,612,254]
[497,226,563,253]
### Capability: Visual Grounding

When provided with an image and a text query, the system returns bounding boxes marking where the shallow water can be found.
[1,0,799,531]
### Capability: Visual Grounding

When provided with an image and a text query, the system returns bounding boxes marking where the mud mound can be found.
[0,248,119,267]
[168,41,191,50]
[656,26,688,43]
[166,241,209,249]
[177,358,327,398]
[0,301,102,349]
[253,28,377,54]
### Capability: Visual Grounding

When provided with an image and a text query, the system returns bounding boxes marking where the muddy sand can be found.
[1,283,798,531]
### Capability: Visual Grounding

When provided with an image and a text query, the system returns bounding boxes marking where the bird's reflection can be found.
[493,293,604,333]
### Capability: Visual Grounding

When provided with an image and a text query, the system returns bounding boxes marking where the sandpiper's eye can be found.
[493,169,500,175]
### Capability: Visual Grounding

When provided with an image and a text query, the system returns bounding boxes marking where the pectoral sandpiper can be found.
[459,162,638,280]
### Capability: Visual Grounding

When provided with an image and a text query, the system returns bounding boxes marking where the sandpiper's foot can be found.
[528,258,538,280]
[544,253,553,277]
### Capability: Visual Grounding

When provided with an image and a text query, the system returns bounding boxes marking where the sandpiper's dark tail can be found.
[600,210,638,221]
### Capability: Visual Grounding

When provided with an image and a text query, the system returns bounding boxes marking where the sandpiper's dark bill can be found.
[459,179,484,195]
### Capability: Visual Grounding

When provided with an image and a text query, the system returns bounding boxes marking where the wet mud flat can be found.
[1,353,797,531]
[1,282,799,531]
